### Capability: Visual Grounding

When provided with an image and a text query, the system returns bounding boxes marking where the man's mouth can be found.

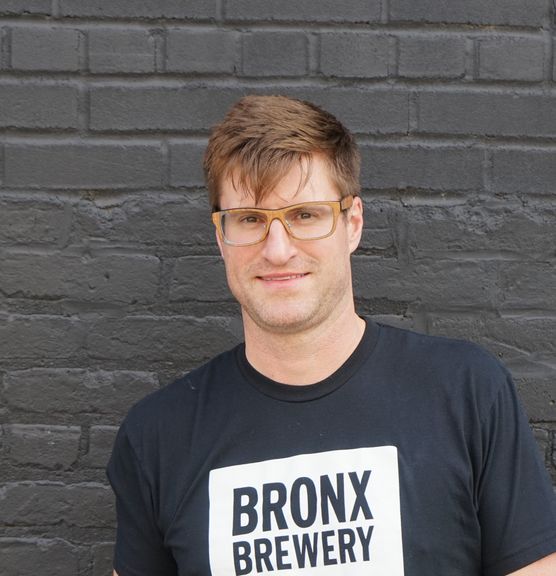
[258,273,308,281]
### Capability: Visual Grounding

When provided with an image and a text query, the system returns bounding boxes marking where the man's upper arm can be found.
[108,420,177,576]
[507,552,556,575]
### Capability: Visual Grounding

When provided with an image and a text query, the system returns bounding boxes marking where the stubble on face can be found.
[236,250,353,336]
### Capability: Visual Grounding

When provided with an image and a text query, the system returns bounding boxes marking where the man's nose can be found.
[260,218,297,263]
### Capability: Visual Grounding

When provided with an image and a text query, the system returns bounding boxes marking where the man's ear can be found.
[348,195,364,254]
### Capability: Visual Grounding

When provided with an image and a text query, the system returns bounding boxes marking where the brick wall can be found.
[0,1,555,574]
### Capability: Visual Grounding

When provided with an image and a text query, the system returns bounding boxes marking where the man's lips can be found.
[257,273,309,281]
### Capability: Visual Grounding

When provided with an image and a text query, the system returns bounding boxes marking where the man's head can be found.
[203,95,360,210]
[203,95,364,336]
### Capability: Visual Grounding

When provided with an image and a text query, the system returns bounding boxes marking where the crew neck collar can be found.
[236,317,380,402]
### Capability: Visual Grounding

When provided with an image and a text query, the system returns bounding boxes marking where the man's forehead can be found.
[219,155,338,209]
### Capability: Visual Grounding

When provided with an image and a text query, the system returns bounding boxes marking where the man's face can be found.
[216,154,363,335]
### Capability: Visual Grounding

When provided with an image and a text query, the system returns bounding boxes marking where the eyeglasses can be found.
[212,195,353,247]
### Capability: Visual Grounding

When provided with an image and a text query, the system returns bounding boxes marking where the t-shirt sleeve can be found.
[477,370,556,576]
[107,420,177,576]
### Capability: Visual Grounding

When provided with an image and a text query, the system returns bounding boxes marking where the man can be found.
[108,95,556,576]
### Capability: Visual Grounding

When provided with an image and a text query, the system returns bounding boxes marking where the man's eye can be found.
[239,214,264,224]
[291,209,319,221]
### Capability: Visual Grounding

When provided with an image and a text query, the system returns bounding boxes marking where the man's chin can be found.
[243,305,322,335]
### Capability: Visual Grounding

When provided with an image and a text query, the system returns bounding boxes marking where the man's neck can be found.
[242,307,366,385]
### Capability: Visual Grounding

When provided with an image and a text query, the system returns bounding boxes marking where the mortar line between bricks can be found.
[153,28,166,73]
[307,31,319,75]
[2,133,556,148]
[0,16,221,27]
[465,36,476,80]
[70,76,556,91]
[0,18,548,35]
[0,189,202,201]
[218,21,551,34]
[0,244,159,256]
[1,72,556,91]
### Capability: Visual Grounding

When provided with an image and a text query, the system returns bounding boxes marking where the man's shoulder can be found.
[374,320,511,396]
[377,320,504,369]
[120,345,242,439]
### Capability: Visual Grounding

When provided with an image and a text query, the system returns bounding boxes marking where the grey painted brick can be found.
[225,0,381,22]
[477,37,545,81]
[0,538,80,576]
[407,203,556,260]
[516,378,556,422]
[0,196,70,245]
[0,315,86,360]
[4,143,165,189]
[359,224,396,257]
[59,0,216,19]
[491,149,556,195]
[370,314,416,331]
[170,256,229,302]
[242,32,307,77]
[0,84,79,130]
[360,145,483,191]
[428,316,556,366]
[398,35,466,78]
[3,369,159,415]
[285,87,410,135]
[498,262,556,310]
[166,29,238,74]
[417,92,556,138]
[0,252,160,304]
[389,0,547,27]
[169,141,207,187]
[353,257,498,308]
[11,27,81,72]
[403,260,498,309]
[73,193,213,247]
[532,427,550,460]
[90,86,409,136]
[3,425,81,470]
[86,426,118,468]
[0,1,51,15]
[92,542,114,576]
[87,315,241,363]
[90,86,245,132]
[0,482,114,528]
[88,28,155,74]
[320,33,390,78]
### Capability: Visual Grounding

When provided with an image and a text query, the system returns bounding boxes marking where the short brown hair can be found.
[203,95,360,210]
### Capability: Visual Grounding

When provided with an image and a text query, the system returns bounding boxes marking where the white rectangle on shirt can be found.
[209,446,404,575]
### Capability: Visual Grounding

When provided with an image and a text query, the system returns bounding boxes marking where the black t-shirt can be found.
[107,319,556,576]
